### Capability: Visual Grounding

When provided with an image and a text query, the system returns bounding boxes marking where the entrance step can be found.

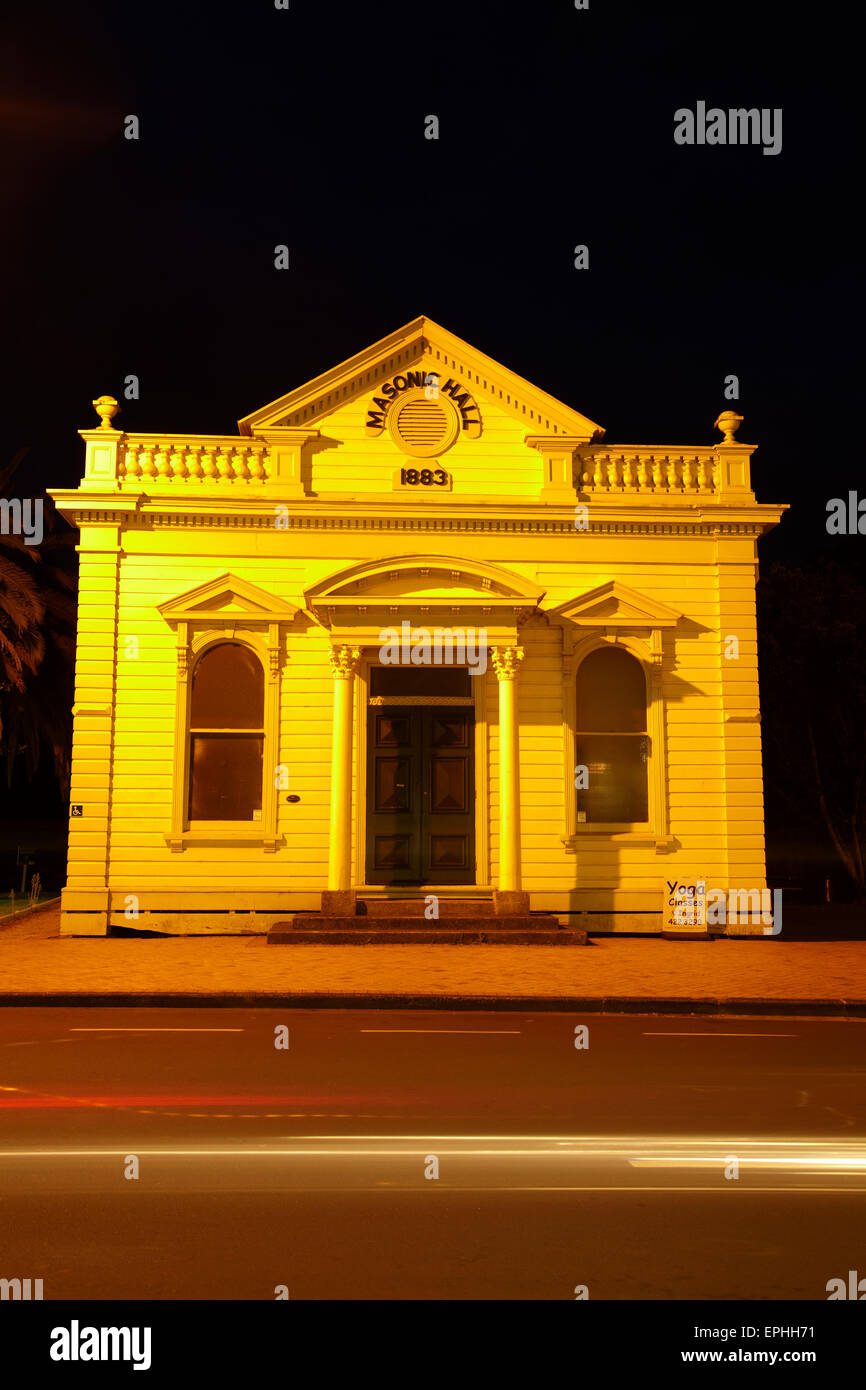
[268,915,588,945]
[359,898,496,918]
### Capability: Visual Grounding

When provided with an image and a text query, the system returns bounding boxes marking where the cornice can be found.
[56,507,780,539]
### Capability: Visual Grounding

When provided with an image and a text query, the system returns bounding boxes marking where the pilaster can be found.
[61,523,122,934]
[716,533,767,907]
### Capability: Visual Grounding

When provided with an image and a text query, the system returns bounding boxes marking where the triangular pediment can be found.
[237,316,604,442]
[549,581,680,628]
[158,573,300,624]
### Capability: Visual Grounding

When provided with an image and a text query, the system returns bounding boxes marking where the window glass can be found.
[576,647,648,822]
[189,735,264,820]
[577,735,648,822]
[188,643,264,820]
[190,643,264,729]
[576,647,646,732]
[371,666,471,697]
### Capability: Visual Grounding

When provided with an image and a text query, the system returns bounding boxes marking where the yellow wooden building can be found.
[50,317,785,937]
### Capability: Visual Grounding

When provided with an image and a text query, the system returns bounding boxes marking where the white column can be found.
[327,645,360,893]
[492,645,524,893]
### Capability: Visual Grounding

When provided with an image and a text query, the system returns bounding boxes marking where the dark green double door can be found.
[366,705,475,885]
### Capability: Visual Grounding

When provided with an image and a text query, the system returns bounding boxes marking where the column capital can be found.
[491,645,524,681]
[329,644,361,679]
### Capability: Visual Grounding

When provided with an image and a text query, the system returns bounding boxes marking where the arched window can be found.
[188,642,264,821]
[576,646,648,823]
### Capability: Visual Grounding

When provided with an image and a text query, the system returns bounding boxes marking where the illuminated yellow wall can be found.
[51,318,785,935]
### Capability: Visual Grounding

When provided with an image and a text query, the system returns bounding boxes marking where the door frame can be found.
[354,653,490,891]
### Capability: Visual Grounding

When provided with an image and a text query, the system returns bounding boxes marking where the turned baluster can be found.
[169,443,187,481]
[248,446,266,482]
[185,446,203,481]
[201,445,218,482]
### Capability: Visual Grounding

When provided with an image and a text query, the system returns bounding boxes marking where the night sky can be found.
[0,0,860,567]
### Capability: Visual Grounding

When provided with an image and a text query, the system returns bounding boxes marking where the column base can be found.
[321,889,357,916]
[493,889,530,916]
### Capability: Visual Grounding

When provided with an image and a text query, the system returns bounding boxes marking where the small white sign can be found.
[664,878,708,933]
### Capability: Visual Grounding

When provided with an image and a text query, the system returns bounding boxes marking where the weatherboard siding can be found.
[53,317,781,933]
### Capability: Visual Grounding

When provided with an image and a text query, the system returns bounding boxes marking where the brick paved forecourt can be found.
[0,906,864,1014]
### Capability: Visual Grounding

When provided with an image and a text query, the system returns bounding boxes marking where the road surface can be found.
[0,1007,864,1298]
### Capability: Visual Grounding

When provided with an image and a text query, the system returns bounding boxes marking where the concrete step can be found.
[360,899,496,918]
[278,914,563,932]
[268,922,588,945]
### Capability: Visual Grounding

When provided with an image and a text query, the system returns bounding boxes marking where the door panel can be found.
[430,835,469,868]
[375,757,412,813]
[373,835,412,871]
[366,705,475,885]
[430,715,469,747]
[431,758,468,813]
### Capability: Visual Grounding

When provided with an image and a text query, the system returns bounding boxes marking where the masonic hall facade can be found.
[50,317,785,935]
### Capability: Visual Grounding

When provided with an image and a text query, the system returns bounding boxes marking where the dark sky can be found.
[1,0,860,567]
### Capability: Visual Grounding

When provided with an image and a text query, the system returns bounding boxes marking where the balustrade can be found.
[119,439,269,484]
[575,451,717,494]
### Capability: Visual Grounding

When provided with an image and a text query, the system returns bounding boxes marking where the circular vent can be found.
[389,390,460,458]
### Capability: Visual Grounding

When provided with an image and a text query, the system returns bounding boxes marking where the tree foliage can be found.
[0,451,76,792]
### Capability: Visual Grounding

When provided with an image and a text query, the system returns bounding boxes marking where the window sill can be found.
[562,830,676,851]
[165,829,283,854]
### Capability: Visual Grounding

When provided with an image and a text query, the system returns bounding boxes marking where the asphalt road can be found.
[1,1007,864,1299]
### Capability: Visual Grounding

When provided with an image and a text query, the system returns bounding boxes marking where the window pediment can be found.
[158,573,299,627]
[549,580,680,630]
